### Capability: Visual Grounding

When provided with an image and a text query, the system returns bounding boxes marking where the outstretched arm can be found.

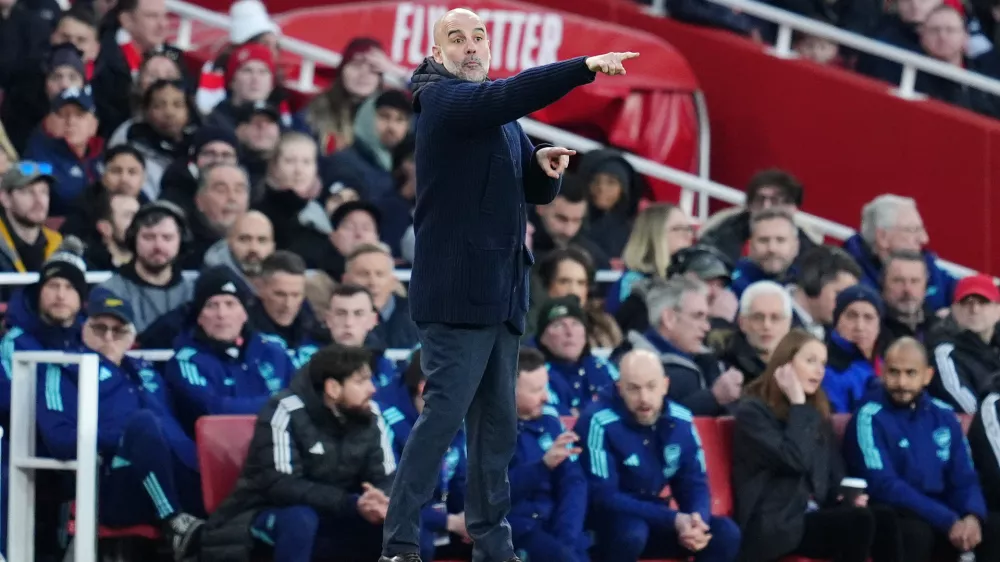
[418,52,639,131]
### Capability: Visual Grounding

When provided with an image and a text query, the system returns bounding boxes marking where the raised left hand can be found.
[536,146,576,179]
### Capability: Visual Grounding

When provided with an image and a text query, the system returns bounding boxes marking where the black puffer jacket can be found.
[199,366,396,562]
[927,319,1000,414]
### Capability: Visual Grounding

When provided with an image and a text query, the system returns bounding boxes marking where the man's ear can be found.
[431,44,443,64]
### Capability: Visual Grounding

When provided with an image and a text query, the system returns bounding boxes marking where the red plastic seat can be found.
[195,415,257,514]
[695,416,734,517]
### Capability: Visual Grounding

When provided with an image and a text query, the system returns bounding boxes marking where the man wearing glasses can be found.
[0,161,61,274]
[35,288,207,560]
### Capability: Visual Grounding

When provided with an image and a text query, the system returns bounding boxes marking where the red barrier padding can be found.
[195,414,257,514]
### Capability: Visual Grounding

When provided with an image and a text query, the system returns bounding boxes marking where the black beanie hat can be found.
[38,236,88,301]
[190,125,239,157]
[537,295,587,336]
[833,284,885,325]
[191,266,249,317]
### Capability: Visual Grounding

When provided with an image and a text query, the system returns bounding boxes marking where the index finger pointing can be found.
[619,52,640,60]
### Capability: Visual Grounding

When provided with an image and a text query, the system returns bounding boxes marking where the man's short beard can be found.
[10,209,42,229]
[137,255,173,275]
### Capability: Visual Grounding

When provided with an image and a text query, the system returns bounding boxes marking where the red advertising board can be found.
[179,0,704,200]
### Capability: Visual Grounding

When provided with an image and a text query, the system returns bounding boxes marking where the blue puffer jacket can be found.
[844,387,986,533]
[545,354,619,415]
[822,331,878,414]
[162,328,295,435]
[22,131,102,216]
[508,405,588,543]
[842,234,956,311]
[36,353,198,470]
[730,258,796,299]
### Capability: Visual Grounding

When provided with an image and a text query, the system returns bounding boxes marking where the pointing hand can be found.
[586,52,640,76]
[536,146,575,179]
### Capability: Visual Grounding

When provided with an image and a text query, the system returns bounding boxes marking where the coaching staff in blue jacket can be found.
[845,337,1000,562]
[380,7,638,562]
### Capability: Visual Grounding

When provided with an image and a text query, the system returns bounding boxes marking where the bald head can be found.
[883,336,934,406]
[617,350,668,425]
[431,8,491,82]
[885,336,928,366]
[228,210,275,275]
[619,350,665,381]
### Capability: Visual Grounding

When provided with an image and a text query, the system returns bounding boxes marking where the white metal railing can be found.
[160,0,979,279]
[647,0,1000,101]
[6,350,173,562]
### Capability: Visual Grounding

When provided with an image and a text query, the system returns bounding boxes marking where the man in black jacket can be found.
[928,274,1000,414]
[199,344,396,562]
[381,7,636,562]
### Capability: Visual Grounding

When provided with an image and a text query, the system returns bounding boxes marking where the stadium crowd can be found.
[647,0,1000,119]
[0,0,999,561]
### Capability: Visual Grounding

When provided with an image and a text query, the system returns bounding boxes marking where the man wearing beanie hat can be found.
[533,295,618,415]
[926,274,1000,413]
[162,265,295,436]
[0,237,88,409]
[325,89,413,202]
[36,288,207,559]
[823,284,884,413]
[159,125,239,216]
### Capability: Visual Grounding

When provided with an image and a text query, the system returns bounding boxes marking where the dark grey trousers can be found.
[382,322,519,562]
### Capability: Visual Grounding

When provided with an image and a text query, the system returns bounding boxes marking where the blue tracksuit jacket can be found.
[36,353,198,471]
[376,381,466,532]
[545,355,619,415]
[0,287,86,414]
[163,329,295,435]
[578,394,711,527]
[842,234,956,311]
[844,387,987,532]
[604,270,647,316]
[823,330,878,414]
[509,405,588,541]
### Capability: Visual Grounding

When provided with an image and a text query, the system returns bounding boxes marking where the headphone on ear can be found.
[124,200,194,254]
[666,245,733,280]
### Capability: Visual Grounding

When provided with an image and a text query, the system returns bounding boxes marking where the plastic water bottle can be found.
[959,552,976,562]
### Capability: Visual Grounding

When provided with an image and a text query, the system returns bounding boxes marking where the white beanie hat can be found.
[229,0,280,45]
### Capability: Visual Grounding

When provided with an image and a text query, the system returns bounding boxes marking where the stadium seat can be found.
[195,414,257,514]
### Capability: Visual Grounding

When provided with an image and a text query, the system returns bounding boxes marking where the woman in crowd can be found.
[301,37,403,155]
[109,78,199,200]
[732,329,899,562]
[605,202,694,315]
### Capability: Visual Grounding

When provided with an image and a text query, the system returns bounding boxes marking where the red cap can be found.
[954,274,1000,303]
[226,43,275,83]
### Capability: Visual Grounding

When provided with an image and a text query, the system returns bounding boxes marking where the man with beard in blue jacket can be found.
[845,337,1000,562]
[376,349,469,562]
[579,349,740,562]
[36,288,205,559]
[163,265,295,436]
[508,347,589,562]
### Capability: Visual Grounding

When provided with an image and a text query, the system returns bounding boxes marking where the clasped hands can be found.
[950,514,982,552]
[356,482,390,524]
[674,512,712,552]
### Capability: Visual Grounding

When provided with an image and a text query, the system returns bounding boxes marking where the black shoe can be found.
[378,555,422,562]
[163,513,205,562]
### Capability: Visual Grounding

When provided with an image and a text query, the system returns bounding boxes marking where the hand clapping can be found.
[585,52,640,76]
